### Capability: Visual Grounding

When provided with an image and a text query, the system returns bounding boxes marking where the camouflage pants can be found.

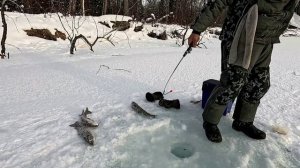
[202,42,272,124]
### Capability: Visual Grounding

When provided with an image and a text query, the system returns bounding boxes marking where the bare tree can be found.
[136,0,144,18]
[102,0,108,15]
[56,14,115,54]
[81,0,85,16]
[1,0,8,59]
[0,0,22,59]
[124,0,129,16]
[68,0,77,15]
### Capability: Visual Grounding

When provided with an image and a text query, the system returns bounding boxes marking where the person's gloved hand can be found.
[188,33,200,47]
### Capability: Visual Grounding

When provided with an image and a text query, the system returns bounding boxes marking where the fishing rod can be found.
[162,46,193,95]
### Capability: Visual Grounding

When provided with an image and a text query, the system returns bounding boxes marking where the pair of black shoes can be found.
[203,120,266,143]
[146,92,180,109]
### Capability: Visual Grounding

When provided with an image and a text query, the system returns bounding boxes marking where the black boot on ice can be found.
[146,92,164,102]
[232,120,266,140]
[203,121,222,143]
[158,99,180,109]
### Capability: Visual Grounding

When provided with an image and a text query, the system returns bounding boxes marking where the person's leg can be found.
[203,65,248,124]
[202,64,248,142]
[202,4,258,143]
[232,43,273,139]
[202,43,272,142]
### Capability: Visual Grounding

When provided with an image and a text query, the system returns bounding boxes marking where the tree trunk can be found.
[68,0,72,15]
[137,0,144,19]
[169,0,176,13]
[158,0,168,22]
[168,0,176,23]
[1,0,8,58]
[81,0,85,16]
[102,0,108,15]
[68,0,77,15]
[124,0,129,16]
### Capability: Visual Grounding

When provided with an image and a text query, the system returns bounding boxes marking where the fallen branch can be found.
[6,43,21,52]
[134,25,143,32]
[114,69,131,73]
[70,31,115,54]
[5,14,20,32]
[96,65,131,75]
[99,21,110,28]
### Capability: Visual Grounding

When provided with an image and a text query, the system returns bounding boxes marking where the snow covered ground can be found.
[291,14,300,28]
[0,13,300,168]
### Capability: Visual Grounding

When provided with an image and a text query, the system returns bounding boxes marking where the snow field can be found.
[0,13,300,168]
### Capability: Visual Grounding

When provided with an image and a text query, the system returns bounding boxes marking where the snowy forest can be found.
[5,0,205,24]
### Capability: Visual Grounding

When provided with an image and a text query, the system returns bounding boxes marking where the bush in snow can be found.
[24,28,57,41]
[111,21,131,31]
[54,29,66,40]
[147,30,167,40]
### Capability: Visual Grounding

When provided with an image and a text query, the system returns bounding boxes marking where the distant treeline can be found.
[4,0,215,25]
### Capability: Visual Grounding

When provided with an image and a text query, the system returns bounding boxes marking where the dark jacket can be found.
[192,0,300,44]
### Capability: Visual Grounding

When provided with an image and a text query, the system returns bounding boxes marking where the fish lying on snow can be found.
[131,101,156,119]
[80,108,99,127]
[70,121,95,145]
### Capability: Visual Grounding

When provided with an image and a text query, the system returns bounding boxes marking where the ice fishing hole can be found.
[171,142,195,159]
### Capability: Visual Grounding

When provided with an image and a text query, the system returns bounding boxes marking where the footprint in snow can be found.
[292,71,300,76]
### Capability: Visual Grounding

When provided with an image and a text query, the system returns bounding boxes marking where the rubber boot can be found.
[203,121,222,143]
[159,99,180,109]
[232,120,266,139]
[146,92,164,102]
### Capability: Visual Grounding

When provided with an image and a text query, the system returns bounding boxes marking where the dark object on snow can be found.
[171,30,183,39]
[70,121,95,145]
[287,25,298,29]
[232,120,266,140]
[24,28,57,41]
[146,92,164,102]
[203,121,222,143]
[80,108,99,127]
[208,28,222,36]
[202,79,233,116]
[54,28,66,40]
[0,54,3,59]
[111,21,130,31]
[131,101,156,119]
[159,99,180,109]
[99,21,111,28]
[147,31,157,38]
[157,31,167,40]
[147,31,168,40]
[134,25,144,32]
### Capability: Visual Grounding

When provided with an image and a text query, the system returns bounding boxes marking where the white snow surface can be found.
[290,14,300,28]
[0,13,300,168]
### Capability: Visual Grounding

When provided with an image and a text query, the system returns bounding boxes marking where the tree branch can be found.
[1,0,8,57]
